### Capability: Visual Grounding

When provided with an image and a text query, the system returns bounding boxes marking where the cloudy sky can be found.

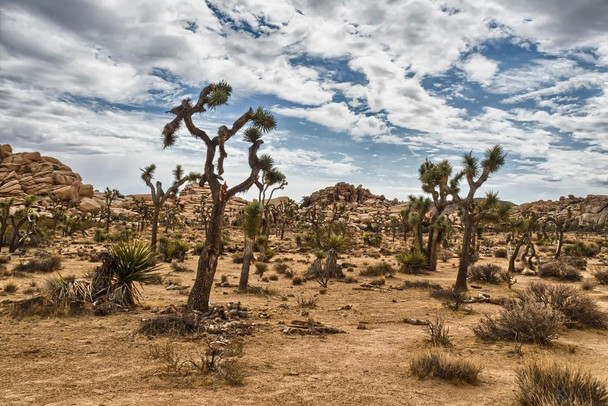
[1,0,607,204]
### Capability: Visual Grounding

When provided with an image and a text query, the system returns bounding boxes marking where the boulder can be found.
[79,197,102,213]
[0,179,23,196]
[78,183,94,198]
[0,144,12,160]
[52,185,78,202]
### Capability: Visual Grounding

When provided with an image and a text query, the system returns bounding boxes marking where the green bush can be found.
[158,237,188,262]
[360,262,395,277]
[469,263,503,283]
[564,241,600,258]
[14,256,62,273]
[363,233,382,248]
[396,250,428,274]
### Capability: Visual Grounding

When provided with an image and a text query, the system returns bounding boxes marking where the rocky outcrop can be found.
[579,195,608,227]
[306,182,381,206]
[513,194,608,228]
[0,144,93,203]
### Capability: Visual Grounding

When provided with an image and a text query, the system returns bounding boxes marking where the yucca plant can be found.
[46,274,92,304]
[397,250,429,274]
[109,240,159,308]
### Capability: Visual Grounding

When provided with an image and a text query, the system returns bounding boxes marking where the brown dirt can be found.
[1,237,607,405]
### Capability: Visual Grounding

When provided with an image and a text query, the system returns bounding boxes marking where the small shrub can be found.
[473,298,564,345]
[138,314,199,337]
[268,273,279,281]
[439,251,452,263]
[564,241,600,258]
[402,280,443,290]
[581,279,595,290]
[219,360,245,386]
[493,248,507,258]
[360,262,395,277]
[363,233,382,248]
[369,277,385,286]
[409,352,481,385]
[516,362,608,406]
[396,250,428,274]
[14,256,62,273]
[427,317,451,347]
[524,282,607,329]
[170,262,191,273]
[3,282,18,293]
[593,269,608,285]
[292,275,303,285]
[344,276,358,284]
[539,260,582,282]
[254,262,267,276]
[232,253,244,264]
[0,255,11,264]
[273,263,290,274]
[469,263,503,284]
[430,288,467,311]
[297,294,318,308]
[158,237,188,262]
[193,242,205,255]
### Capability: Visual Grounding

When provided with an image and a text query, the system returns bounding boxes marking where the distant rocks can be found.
[306,182,380,206]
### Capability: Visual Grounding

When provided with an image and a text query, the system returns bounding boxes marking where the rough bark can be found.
[239,239,254,291]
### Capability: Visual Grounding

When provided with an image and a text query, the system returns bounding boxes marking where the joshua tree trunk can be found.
[239,239,254,291]
[428,230,440,271]
[454,214,474,292]
[555,228,564,259]
[188,200,226,312]
[151,202,160,250]
[508,237,525,273]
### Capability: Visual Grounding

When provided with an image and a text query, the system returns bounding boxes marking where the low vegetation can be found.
[409,352,481,385]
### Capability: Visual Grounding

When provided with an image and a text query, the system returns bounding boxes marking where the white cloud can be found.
[463,54,499,86]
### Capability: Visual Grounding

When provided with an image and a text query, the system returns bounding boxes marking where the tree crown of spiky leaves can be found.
[243,201,264,239]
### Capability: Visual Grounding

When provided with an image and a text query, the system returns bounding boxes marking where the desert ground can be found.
[1,230,607,406]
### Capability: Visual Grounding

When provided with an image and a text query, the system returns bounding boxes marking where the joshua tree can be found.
[0,197,15,251]
[419,159,454,270]
[103,187,121,233]
[194,193,212,236]
[239,201,263,291]
[140,164,199,249]
[161,81,277,312]
[254,154,287,236]
[450,146,506,292]
[1,195,38,253]
[402,195,432,253]
[273,198,296,240]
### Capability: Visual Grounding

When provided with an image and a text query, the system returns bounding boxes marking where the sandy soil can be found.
[1,236,607,406]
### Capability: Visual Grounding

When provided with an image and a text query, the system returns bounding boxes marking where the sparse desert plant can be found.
[158,237,188,262]
[344,276,358,284]
[14,255,62,273]
[396,250,428,274]
[468,263,503,284]
[439,250,452,263]
[427,317,451,347]
[473,298,565,345]
[515,361,608,406]
[523,282,607,329]
[268,273,278,281]
[193,242,205,255]
[254,262,267,276]
[409,352,481,385]
[292,275,303,285]
[139,314,199,337]
[564,241,600,258]
[363,233,382,247]
[430,288,467,311]
[581,279,595,291]
[109,240,159,308]
[297,294,318,308]
[493,247,507,258]
[171,262,191,273]
[146,339,182,373]
[539,260,582,281]
[360,262,395,277]
[232,253,245,264]
[403,280,443,290]
[3,282,18,293]
[593,269,608,285]
[369,277,385,286]
[0,255,11,264]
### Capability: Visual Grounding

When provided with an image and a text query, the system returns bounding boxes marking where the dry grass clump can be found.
[523,282,607,329]
[469,263,504,284]
[539,260,582,282]
[138,314,199,337]
[3,281,18,293]
[369,277,385,286]
[473,299,564,346]
[409,352,481,385]
[427,317,451,347]
[430,288,467,311]
[0,255,11,264]
[14,255,62,273]
[402,280,443,290]
[515,361,608,406]
[493,247,507,258]
[170,262,192,273]
[297,294,318,308]
[593,269,608,285]
[360,262,395,277]
[564,241,601,258]
[292,275,303,285]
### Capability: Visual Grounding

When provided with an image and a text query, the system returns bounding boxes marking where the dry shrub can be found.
[409,352,481,385]
[360,262,394,277]
[3,282,18,293]
[344,276,358,284]
[564,241,600,258]
[427,317,451,347]
[0,255,11,264]
[369,277,385,286]
[430,288,467,310]
[254,262,267,276]
[292,275,303,286]
[593,269,608,285]
[402,280,443,290]
[539,260,582,282]
[170,262,192,273]
[523,282,607,329]
[297,294,318,308]
[138,314,199,337]
[473,299,564,346]
[469,263,503,284]
[516,361,608,406]
[493,248,507,258]
[14,255,62,273]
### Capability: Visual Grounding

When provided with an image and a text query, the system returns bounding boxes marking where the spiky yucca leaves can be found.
[397,250,428,274]
[141,164,156,184]
[243,202,263,240]
[110,240,159,308]
[252,107,277,133]
[243,127,262,144]
[326,235,346,252]
[46,274,92,304]
[207,81,232,108]
[172,164,184,181]
[516,362,608,406]
[258,154,275,172]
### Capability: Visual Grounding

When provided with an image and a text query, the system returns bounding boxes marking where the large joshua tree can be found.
[451,146,506,292]
[161,81,277,312]
[141,164,199,250]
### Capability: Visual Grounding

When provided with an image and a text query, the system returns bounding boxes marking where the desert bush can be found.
[473,298,564,345]
[516,361,608,406]
[363,233,382,248]
[593,269,608,285]
[360,262,395,277]
[297,294,318,308]
[493,247,507,258]
[138,314,199,337]
[524,282,607,329]
[268,273,278,281]
[0,255,11,264]
[14,255,62,273]
[564,241,600,258]
[232,253,244,264]
[469,263,503,284]
[193,242,205,255]
[581,279,595,291]
[439,251,452,263]
[369,277,385,286]
[430,288,467,310]
[292,275,303,285]
[344,276,358,284]
[3,282,18,293]
[409,352,481,385]
[539,260,582,282]
[254,262,267,276]
[427,317,451,347]
[273,263,290,274]
[396,250,428,274]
